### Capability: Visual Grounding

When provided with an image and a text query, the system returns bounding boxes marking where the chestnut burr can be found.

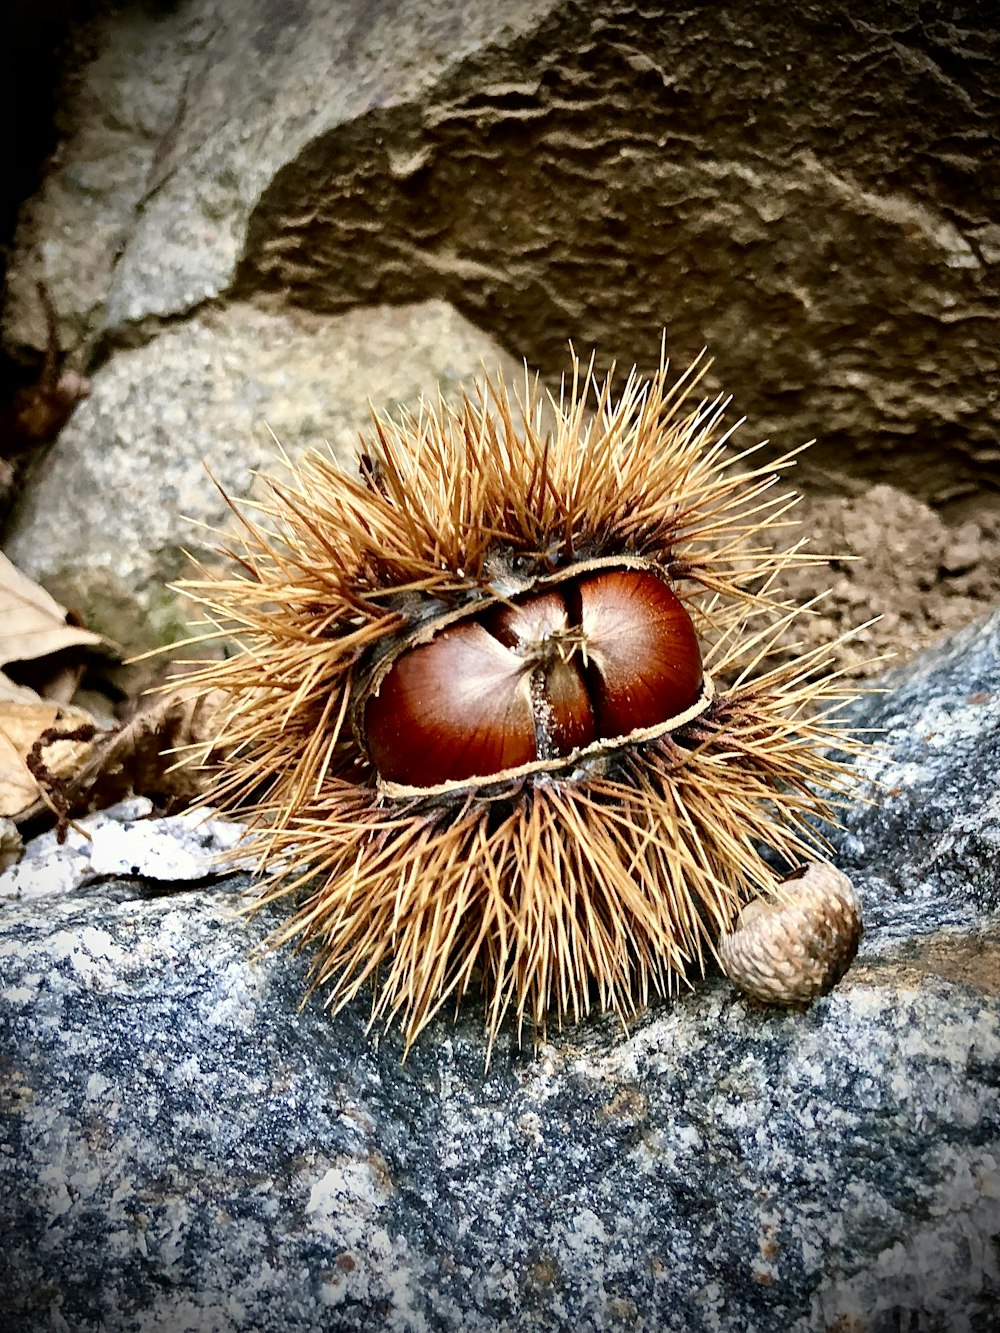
[174,349,870,1058]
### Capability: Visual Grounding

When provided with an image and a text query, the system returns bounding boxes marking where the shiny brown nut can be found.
[487,589,596,756]
[577,568,704,740]
[363,566,704,788]
[363,620,538,787]
[718,862,863,1004]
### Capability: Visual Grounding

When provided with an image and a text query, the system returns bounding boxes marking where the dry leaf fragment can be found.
[62,686,227,810]
[0,697,97,819]
[11,685,228,828]
[0,818,22,873]
[0,551,117,674]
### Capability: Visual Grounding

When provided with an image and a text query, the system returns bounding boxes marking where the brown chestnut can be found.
[362,620,537,788]
[363,566,703,788]
[576,568,704,740]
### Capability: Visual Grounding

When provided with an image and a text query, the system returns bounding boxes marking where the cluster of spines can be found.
[173,350,866,1054]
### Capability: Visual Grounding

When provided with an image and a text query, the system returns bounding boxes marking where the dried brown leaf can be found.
[11,684,228,827]
[0,697,97,818]
[0,552,117,673]
[0,818,21,872]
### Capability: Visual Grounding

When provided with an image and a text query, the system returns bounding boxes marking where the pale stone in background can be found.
[5,299,518,649]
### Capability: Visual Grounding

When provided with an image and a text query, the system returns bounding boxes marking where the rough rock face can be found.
[1,610,998,1332]
[2,0,553,357]
[4,0,998,513]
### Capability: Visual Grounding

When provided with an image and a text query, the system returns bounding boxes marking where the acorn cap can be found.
[718,862,863,1004]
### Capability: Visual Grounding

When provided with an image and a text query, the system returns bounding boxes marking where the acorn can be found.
[717,862,864,1004]
[175,351,867,1054]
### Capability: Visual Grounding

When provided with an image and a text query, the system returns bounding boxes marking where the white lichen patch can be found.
[47,925,132,990]
[305,1159,390,1244]
[0,798,253,904]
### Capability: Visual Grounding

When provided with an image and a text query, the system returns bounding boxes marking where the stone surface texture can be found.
[2,0,555,356]
[5,0,999,514]
[1,611,998,1332]
[4,299,517,650]
[4,0,999,659]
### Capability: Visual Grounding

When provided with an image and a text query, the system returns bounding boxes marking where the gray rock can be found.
[2,2,216,357]
[3,0,551,357]
[5,0,998,510]
[1,611,999,1331]
[833,608,1000,938]
[5,300,517,650]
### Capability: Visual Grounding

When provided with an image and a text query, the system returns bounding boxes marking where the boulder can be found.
[2,0,553,357]
[4,300,518,651]
[4,0,998,511]
[1,609,998,1331]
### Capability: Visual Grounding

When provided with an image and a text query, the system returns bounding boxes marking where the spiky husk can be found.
[175,350,866,1053]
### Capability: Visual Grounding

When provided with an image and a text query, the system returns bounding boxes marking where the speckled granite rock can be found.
[4,300,516,650]
[4,0,998,510]
[834,609,1000,937]
[1,613,998,1332]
